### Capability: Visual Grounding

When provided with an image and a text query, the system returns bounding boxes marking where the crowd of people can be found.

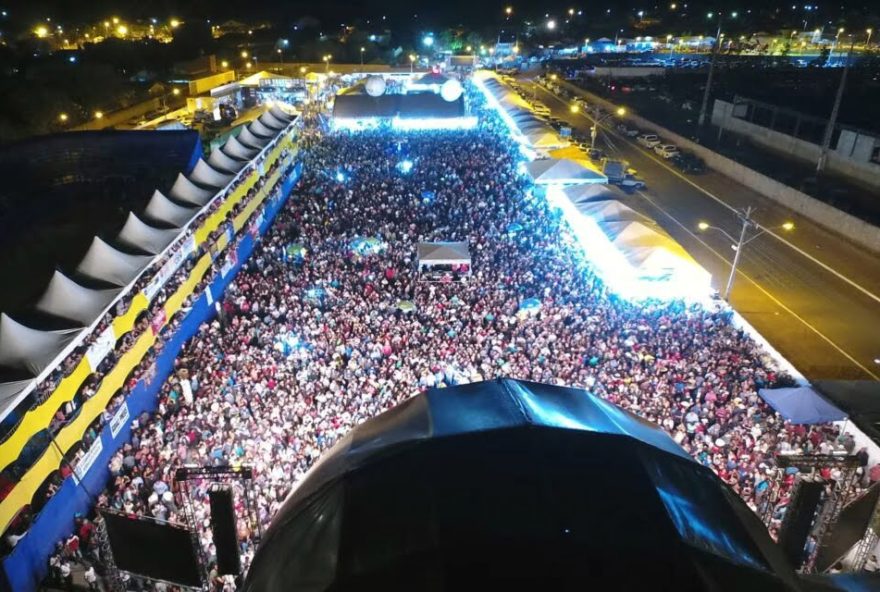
[35,85,880,589]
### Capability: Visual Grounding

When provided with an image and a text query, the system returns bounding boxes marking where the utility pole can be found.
[724,206,752,301]
[817,38,854,174]
[697,15,723,130]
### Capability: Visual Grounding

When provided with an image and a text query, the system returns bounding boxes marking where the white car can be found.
[654,144,680,159]
[637,134,661,148]
[533,105,551,116]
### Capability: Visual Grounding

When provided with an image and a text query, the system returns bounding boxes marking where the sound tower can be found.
[209,488,241,575]
[779,480,825,568]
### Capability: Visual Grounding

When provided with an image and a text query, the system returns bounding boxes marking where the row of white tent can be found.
[0,105,297,413]
[556,184,712,297]
[477,74,568,150]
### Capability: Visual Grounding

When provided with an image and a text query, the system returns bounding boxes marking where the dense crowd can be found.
[39,87,880,589]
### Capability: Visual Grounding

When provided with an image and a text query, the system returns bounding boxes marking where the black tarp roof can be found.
[332,93,464,120]
[243,379,804,591]
[814,381,880,446]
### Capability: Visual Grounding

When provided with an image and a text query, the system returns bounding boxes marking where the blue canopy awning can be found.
[758,386,848,425]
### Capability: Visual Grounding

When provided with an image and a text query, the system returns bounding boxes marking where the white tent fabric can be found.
[603,221,676,249]
[223,135,259,160]
[417,242,471,267]
[76,237,152,287]
[259,111,286,130]
[0,378,33,416]
[208,146,247,173]
[577,200,645,225]
[248,119,277,138]
[35,271,119,325]
[525,158,608,184]
[169,173,215,206]
[524,131,567,149]
[237,126,270,149]
[144,190,198,227]
[0,314,79,376]
[117,212,180,254]
[562,184,622,204]
[269,105,294,122]
[189,159,234,189]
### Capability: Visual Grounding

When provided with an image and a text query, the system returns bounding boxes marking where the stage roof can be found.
[332,93,464,120]
[243,378,803,592]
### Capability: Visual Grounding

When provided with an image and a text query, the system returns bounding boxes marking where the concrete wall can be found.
[71,97,163,131]
[559,80,880,253]
[586,66,667,78]
[712,100,880,190]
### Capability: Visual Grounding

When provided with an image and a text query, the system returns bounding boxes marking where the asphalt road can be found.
[518,76,880,381]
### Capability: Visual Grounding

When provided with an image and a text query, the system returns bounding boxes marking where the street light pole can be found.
[724,206,753,301]
[817,38,854,174]
[697,13,723,130]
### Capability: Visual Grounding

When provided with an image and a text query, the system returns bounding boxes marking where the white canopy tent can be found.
[259,111,287,130]
[269,104,295,123]
[248,119,277,138]
[562,184,622,204]
[222,135,259,160]
[144,190,198,227]
[525,158,608,185]
[189,158,234,189]
[576,200,645,225]
[0,379,33,416]
[208,146,247,174]
[237,126,270,149]
[0,313,79,376]
[417,242,471,270]
[117,212,180,254]
[524,131,568,149]
[168,173,215,206]
[76,237,152,287]
[35,270,119,326]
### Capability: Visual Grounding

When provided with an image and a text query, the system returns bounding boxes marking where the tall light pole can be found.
[360,46,365,66]
[697,11,737,130]
[817,37,854,173]
[867,28,874,50]
[324,54,332,73]
[409,53,416,73]
[698,207,794,300]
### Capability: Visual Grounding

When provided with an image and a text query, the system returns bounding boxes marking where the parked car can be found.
[671,152,707,174]
[616,123,640,137]
[654,144,680,159]
[637,134,661,148]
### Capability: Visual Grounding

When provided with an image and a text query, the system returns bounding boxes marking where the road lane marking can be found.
[635,188,879,380]
[530,80,880,307]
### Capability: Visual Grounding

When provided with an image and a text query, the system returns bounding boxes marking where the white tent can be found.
[35,271,119,325]
[603,220,679,250]
[144,190,198,227]
[189,158,234,188]
[0,313,79,376]
[223,135,259,160]
[259,111,286,130]
[168,173,215,206]
[417,242,471,269]
[248,119,277,138]
[525,158,608,185]
[0,378,33,416]
[577,200,644,225]
[208,147,247,174]
[76,237,152,287]
[117,212,180,254]
[562,184,622,204]
[524,131,567,149]
[269,104,295,123]
[237,126,270,149]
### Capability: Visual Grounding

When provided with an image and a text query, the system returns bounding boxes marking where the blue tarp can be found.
[2,163,302,592]
[758,386,848,425]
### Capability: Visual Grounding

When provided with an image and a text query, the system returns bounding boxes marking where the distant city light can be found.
[34,26,48,38]
[546,20,556,30]
[94,111,103,119]
[116,24,128,36]
[58,113,68,122]
[170,19,180,28]
[397,160,414,174]
[68,55,76,63]
[422,35,434,47]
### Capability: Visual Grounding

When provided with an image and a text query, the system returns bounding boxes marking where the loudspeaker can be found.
[209,488,241,575]
[779,480,824,568]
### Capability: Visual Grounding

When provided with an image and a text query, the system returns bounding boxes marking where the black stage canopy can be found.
[243,378,805,591]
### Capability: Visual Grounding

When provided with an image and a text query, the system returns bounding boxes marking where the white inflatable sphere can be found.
[440,79,463,102]
[365,75,386,97]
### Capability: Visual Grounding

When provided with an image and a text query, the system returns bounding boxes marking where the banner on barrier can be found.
[85,326,116,370]
[220,251,238,278]
[150,309,167,336]
[109,402,129,439]
[144,235,197,302]
[72,438,103,485]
